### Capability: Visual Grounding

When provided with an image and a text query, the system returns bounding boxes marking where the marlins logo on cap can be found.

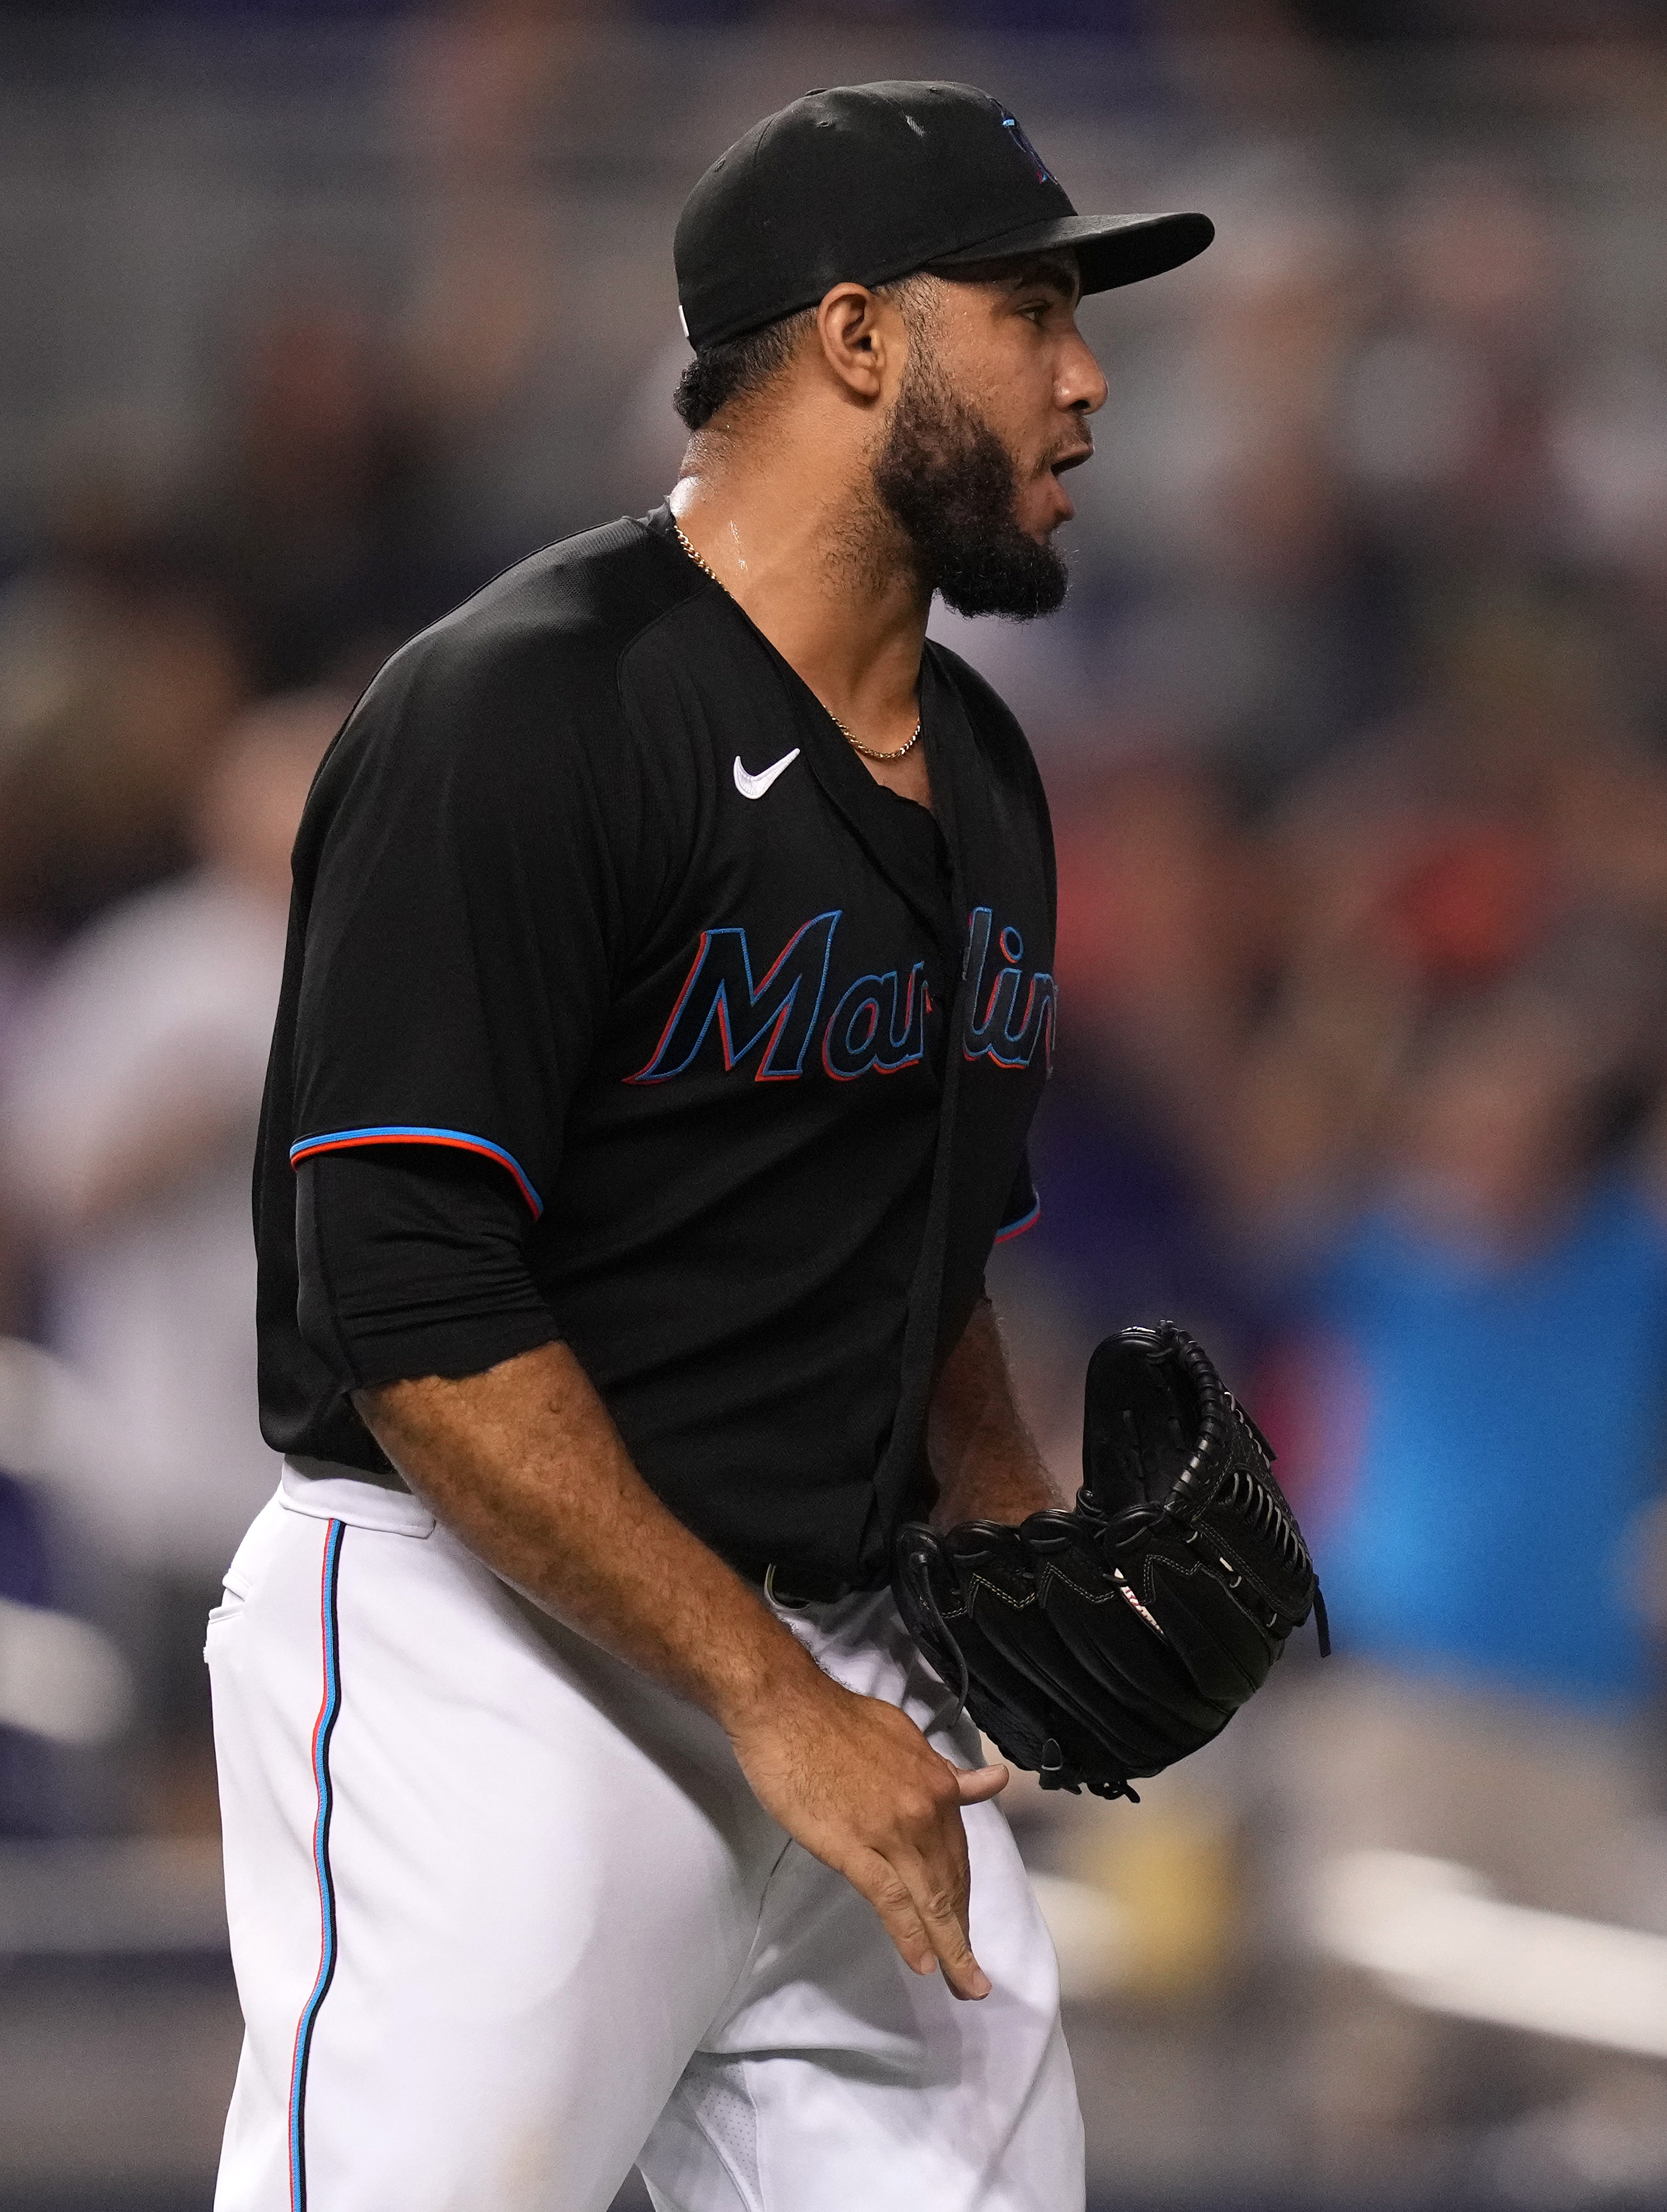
[999,110,1053,186]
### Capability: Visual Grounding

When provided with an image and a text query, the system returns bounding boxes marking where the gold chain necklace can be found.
[672,518,923,764]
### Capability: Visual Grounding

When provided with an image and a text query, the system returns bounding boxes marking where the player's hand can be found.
[727,1668,1007,2000]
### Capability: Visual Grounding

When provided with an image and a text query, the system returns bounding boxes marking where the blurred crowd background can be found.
[5,4,1667,2209]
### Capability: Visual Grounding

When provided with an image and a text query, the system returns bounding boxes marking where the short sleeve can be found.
[295,1150,559,1388]
[286,620,640,1220]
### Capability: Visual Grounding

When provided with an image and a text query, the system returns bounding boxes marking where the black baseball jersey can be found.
[254,507,1057,1587]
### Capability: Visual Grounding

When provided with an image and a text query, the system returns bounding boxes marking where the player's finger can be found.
[907,1875,990,2000]
[955,1761,1008,1804]
[892,1837,989,2000]
[843,1849,937,1977]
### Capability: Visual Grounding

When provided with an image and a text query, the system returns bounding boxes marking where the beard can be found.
[870,358,1070,620]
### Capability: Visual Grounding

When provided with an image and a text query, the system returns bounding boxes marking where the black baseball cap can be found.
[675,80,1213,351]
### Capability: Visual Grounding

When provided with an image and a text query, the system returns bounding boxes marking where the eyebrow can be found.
[930,250,1081,304]
[1005,256,1079,303]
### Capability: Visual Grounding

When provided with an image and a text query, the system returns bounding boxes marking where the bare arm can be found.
[927,1298,1062,1529]
[355,1340,1006,1998]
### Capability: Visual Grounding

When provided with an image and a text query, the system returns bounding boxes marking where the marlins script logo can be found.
[629,907,1054,1087]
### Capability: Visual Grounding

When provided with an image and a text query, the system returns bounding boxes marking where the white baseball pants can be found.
[207,1465,1084,2212]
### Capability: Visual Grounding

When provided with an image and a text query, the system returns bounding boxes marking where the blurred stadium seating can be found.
[4,7,1667,2207]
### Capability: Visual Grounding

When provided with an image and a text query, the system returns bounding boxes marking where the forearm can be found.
[358,1335,1005,1998]
[926,1299,1061,1529]
[354,1339,821,1736]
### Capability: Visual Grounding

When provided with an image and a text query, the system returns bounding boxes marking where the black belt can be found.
[758,1562,882,1609]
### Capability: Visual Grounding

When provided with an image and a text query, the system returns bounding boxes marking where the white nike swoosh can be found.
[733,749,801,801]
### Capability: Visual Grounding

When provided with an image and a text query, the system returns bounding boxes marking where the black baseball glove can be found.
[892,1321,1327,1802]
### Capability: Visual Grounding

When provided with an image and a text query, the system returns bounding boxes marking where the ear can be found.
[813,282,901,402]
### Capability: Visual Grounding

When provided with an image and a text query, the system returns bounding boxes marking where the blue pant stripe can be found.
[287,1518,345,2212]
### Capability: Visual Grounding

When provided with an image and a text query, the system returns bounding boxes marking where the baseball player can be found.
[209,81,1212,2212]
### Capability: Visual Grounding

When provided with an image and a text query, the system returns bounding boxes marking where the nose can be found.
[1059,326,1109,418]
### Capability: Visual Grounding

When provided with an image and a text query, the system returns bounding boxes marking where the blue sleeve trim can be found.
[994,1196,1041,1244]
[288,1125,543,1220]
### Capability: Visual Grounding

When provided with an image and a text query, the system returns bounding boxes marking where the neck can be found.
[669,424,929,749]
